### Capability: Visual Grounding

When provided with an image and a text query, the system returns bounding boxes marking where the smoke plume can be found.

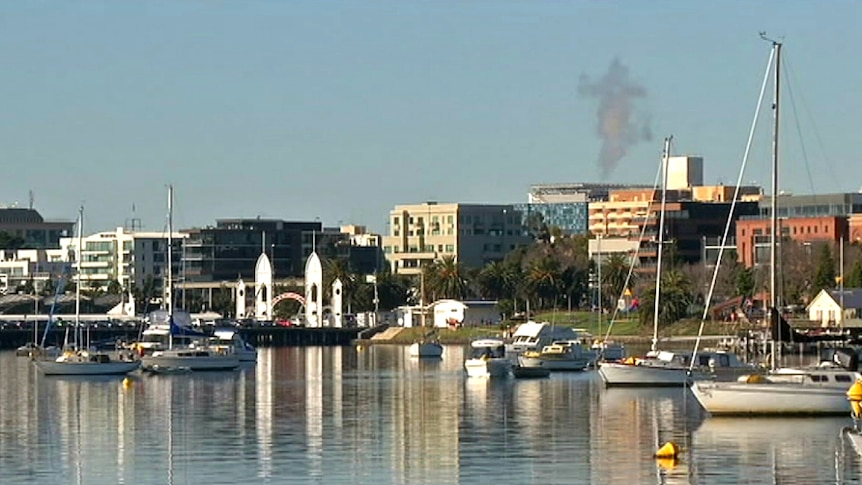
[578,58,652,178]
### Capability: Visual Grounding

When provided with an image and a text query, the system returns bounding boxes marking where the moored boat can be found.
[464,338,511,378]
[519,340,594,371]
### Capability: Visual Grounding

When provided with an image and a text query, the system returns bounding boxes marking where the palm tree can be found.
[601,252,633,309]
[526,256,563,310]
[423,255,465,301]
[476,261,515,300]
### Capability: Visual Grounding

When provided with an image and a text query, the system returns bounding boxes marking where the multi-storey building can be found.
[513,202,589,235]
[59,227,185,293]
[736,216,848,267]
[181,219,323,282]
[0,207,74,248]
[382,202,531,275]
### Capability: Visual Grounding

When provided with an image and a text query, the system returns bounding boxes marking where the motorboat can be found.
[409,341,443,358]
[35,349,141,376]
[464,338,511,378]
[599,349,755,387]
[140,310,240,372]
[506,321,582,355]
[519,340,595,371]
[211,329,257,362]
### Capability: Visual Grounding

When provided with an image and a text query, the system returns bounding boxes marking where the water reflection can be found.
[693,416,854,484]
[3,348,862,484]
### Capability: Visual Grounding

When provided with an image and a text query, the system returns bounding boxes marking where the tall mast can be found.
[769,40,781,323]
[76,205,83,349]
[651,135,672,353]
[166,185,173,315]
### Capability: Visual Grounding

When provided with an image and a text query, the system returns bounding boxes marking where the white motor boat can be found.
[409,341,443,358]
[211,329,257,362]
[506,321,582,355]
[519,340,595,371]
[464,338,511,378]
[140,310,240,372]
[598,350,755,387]
[35,350,141,376]
[142,346,240,372]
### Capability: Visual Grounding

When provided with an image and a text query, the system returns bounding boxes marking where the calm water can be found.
[1,346,861,485]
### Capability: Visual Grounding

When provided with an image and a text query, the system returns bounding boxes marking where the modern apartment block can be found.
[382,202,531,275]
[513,202,589,235]
[0,207,74,248]
[59,227,186,293]
[181,219,323,282]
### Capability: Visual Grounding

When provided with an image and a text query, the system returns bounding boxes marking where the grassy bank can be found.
[371,311,749,345]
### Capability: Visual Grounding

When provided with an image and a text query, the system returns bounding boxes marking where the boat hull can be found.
[464,358,511,378]
[519,355,589,371]
[598,362,692,387]
[512,365,550,379]
[35,360,141,376]
[691,381,853,415]
[409,342,443,358]
[142,353,240,372]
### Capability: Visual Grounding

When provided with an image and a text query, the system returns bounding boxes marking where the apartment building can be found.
[382,202,531,275]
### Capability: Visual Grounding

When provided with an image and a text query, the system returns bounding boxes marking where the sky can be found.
[1,1,860,234]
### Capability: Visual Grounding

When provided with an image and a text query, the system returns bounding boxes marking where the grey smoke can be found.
[578,58,652,178]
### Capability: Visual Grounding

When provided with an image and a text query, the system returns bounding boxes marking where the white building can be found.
[0,248,68,294]
[806,288,862,327]
[665,156,704,190]
[59,227,186,293]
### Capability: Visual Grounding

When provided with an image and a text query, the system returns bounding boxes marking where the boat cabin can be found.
[507,321,580,353]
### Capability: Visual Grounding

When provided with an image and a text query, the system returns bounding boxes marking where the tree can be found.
[638,269,693,327]
[525,256,563,310]
[813,244,836,292]
[0,231,26,250]
[423,255,466,301]
[106,279,123,295]
[847,260,862,289]
[601,252,633,309]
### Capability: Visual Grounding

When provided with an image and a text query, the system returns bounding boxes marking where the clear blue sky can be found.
[1,1,859,234]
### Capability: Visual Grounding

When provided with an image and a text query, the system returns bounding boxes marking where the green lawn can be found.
[373,313,750,345]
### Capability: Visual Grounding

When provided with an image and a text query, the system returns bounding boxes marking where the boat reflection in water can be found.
[693,417,855,484]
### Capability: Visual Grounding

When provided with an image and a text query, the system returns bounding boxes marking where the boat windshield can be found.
[470,346,505,359]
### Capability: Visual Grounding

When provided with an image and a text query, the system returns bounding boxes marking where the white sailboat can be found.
[35,206,141,376]
[691,36,861,415]
[598,138,746,386]
[140,186,240,372]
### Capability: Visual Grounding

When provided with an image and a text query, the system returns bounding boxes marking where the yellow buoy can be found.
[847,380,862,402]
[656,457,678,470]
[654,441,679,459]
[122,377,133,389]
[848,380,862,418]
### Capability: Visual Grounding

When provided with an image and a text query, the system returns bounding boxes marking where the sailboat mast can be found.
[651,135,672,353]
[166,185,173,315]
[76,205,83,349]
[767,38,781,367]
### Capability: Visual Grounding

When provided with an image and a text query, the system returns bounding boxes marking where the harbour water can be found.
[1,346,861,485]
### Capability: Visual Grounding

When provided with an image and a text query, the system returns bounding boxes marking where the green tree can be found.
[526,256,563,310]
[106,279,123,295]
[847,260,862,288]
[423,255,466,301]
[638,269,693,327]
[813,244,836,292]
[601,253,633,309]
[0,231,26,250]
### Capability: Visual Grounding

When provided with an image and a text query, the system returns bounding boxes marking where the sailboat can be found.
[140,186,240,372]
[34,206,141,376]
[598,138,750,387]
[408,262,443,358]
[690,37,861,415]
